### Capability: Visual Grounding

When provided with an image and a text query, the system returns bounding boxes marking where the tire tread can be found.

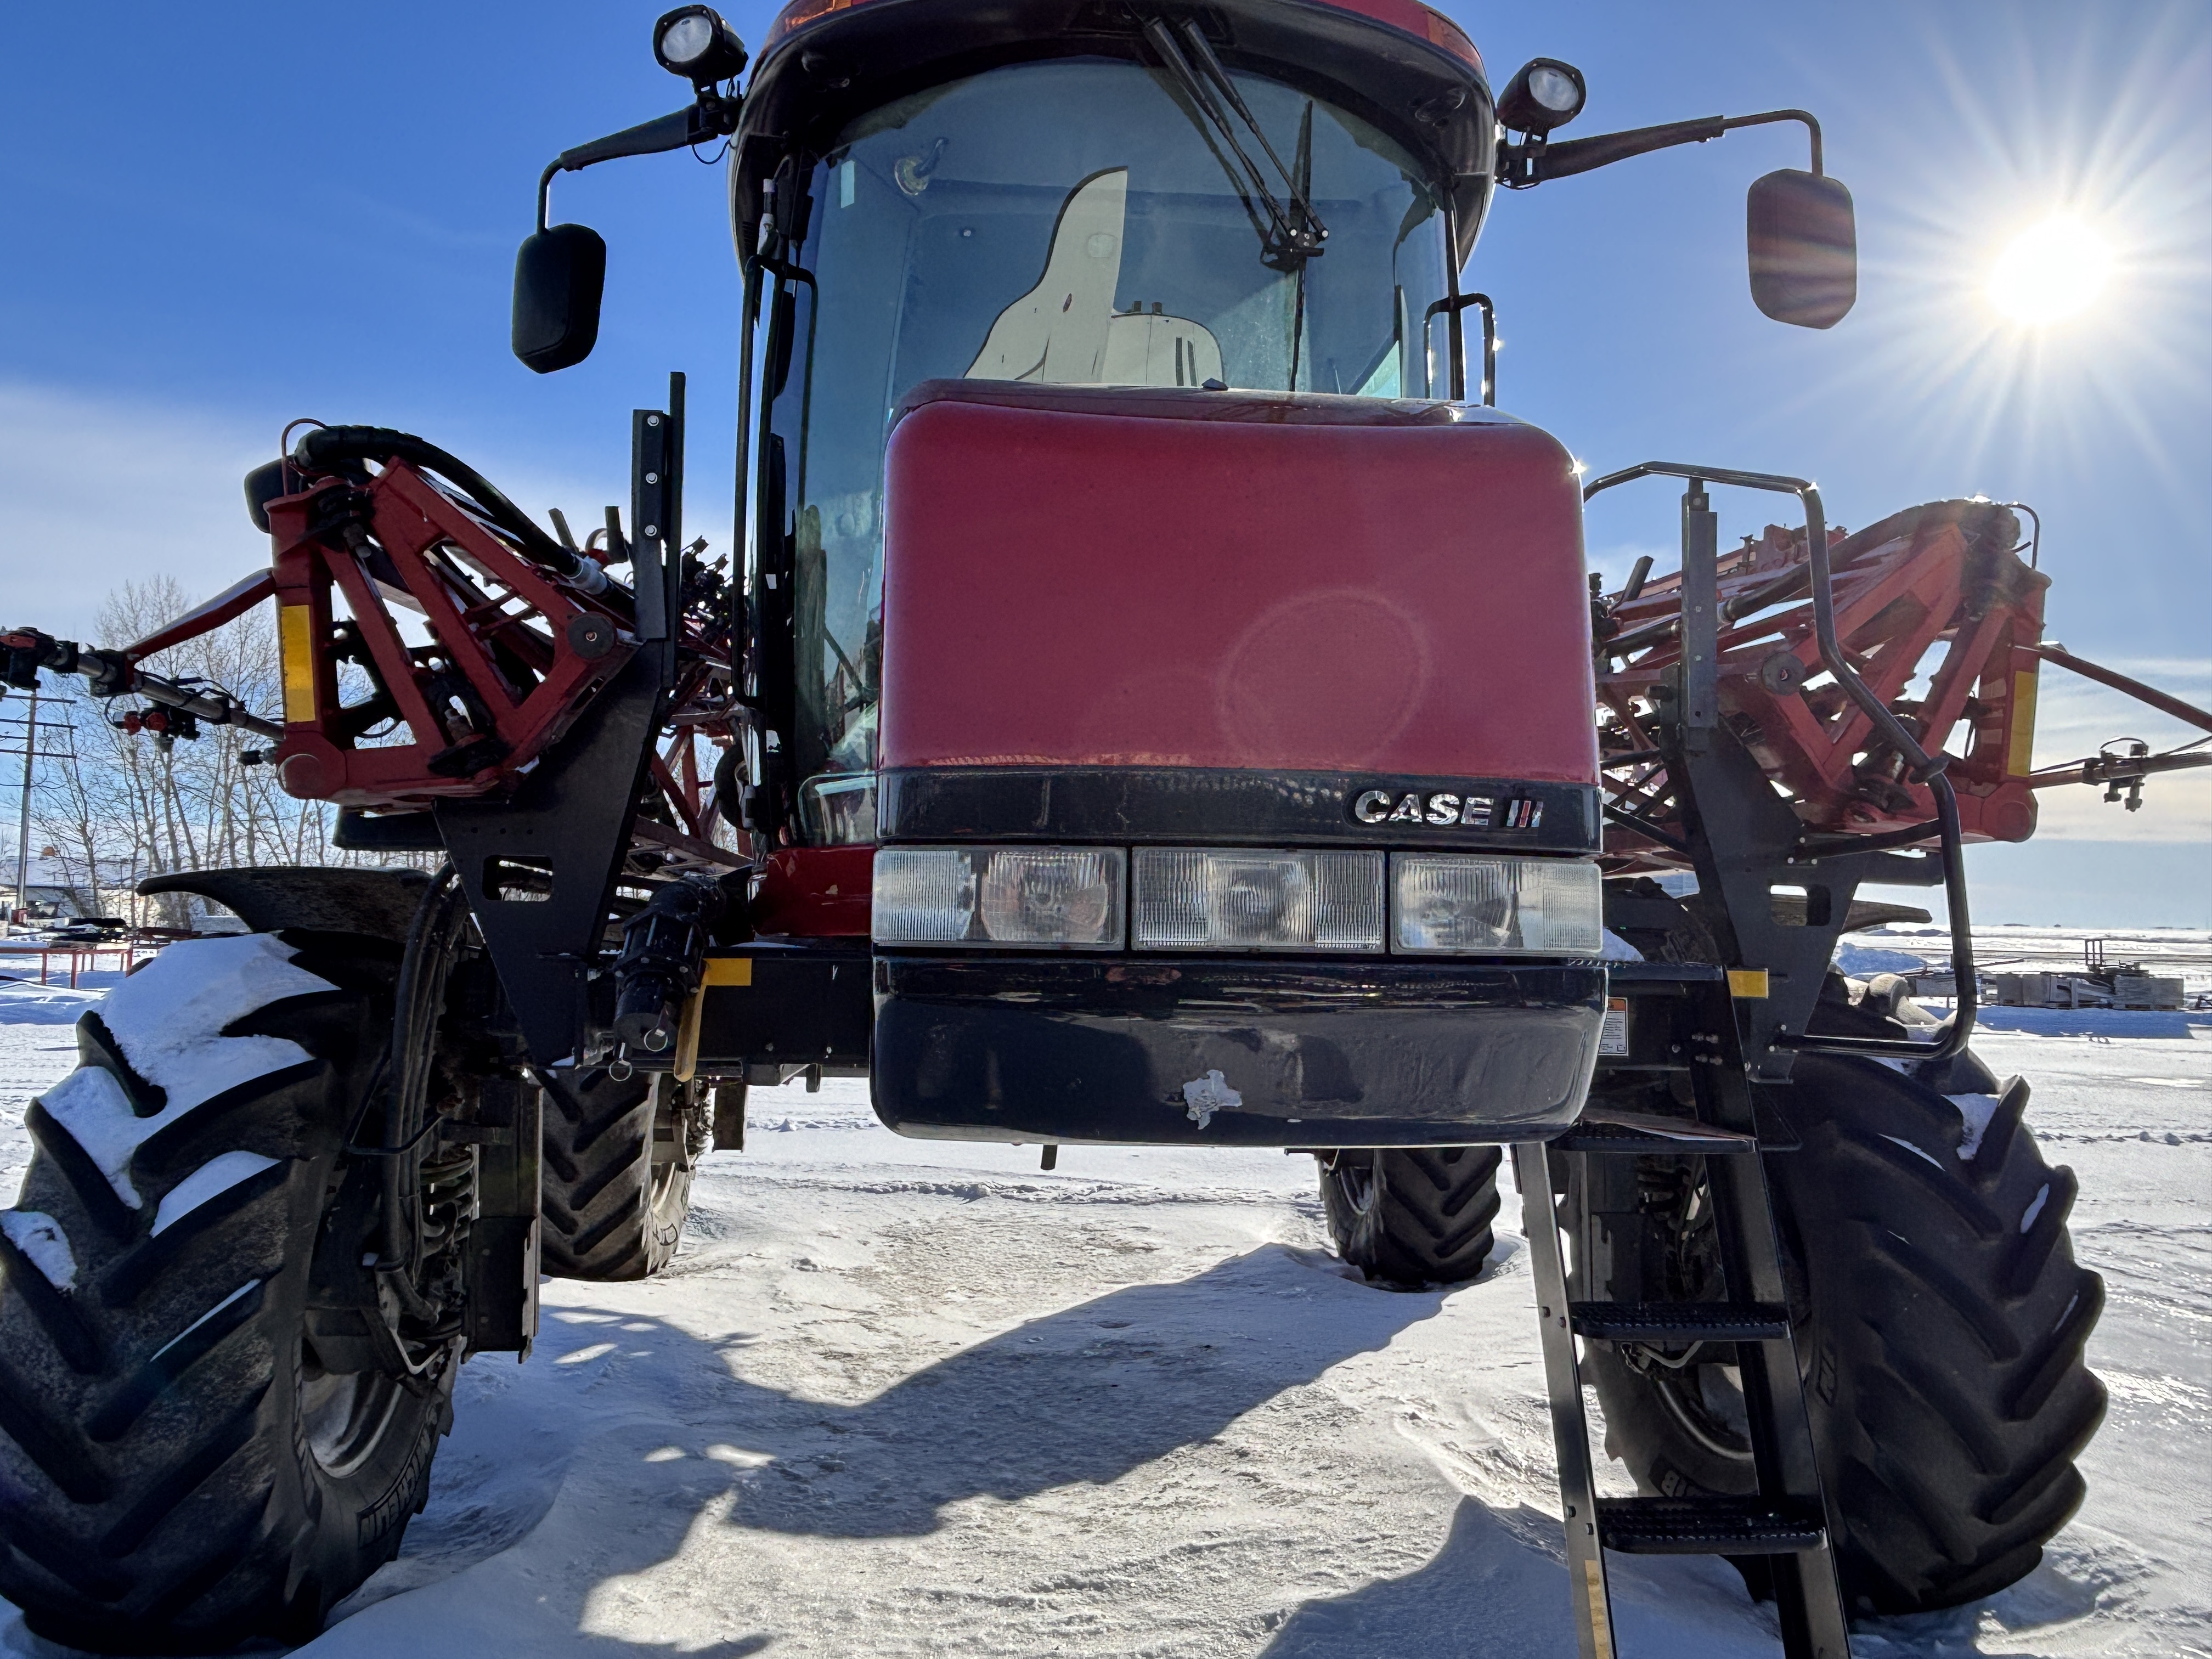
[1578,1048,2105,1616]
[538,1070,693,1282]
[1321,1146,1501,1288]
[0,932,451,1655]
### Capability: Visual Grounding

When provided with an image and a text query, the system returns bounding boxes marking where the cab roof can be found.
[732,0,1494,268]
[764,0,1482,73]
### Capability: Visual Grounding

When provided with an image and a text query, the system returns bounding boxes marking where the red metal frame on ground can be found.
[0,942,144,988]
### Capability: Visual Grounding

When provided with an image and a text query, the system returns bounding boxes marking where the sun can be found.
[1988,216,2115,324]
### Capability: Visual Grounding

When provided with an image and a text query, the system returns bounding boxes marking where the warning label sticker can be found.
[1598,997,1630,1056]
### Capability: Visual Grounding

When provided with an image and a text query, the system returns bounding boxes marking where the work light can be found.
[654,6,749,86]
[1497,58,1587,135]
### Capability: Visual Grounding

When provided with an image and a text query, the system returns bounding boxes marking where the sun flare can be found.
[1988,216,2114,324]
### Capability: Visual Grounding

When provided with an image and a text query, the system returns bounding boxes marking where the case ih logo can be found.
[1350,789,1544,830]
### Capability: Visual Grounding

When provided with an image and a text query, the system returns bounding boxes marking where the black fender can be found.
[139,866,433,942]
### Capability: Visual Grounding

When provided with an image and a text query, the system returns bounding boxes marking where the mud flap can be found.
[462,1076,543,1355]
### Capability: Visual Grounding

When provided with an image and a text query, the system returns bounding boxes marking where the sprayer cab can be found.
[551,0,1859,1148]
[695,0,1625,1146]
[488,0,1869,1138]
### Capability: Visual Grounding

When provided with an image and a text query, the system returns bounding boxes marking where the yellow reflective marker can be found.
[674,988,704,1082]
[1728,968,1770,998]
[278,603,317,724]
[2006,668,2040,778]
[1582,1559,1615,1659]
[679,958,752,1081]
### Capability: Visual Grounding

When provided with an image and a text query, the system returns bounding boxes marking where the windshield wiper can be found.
[1143,18,1327,268]
[1288,99,1314,389]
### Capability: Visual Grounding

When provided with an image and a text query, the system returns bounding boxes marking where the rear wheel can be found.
[539,1069,703,1281]
[0,932,456,1654]
[1573,1053,2107,1615]
[1320,1147,1502,1288]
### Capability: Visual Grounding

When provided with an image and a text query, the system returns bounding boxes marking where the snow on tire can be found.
[1320,1146,1503,1288]
[0,933,455,1654]
[1574,1053,2106,1616]
[539,1068,699,1282]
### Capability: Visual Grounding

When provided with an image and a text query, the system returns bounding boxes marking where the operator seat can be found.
[966,168,1225,389]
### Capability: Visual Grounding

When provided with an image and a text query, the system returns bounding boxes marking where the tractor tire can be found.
[1320,1147,1503,1288]
[1574,1052,2107,1616]
[538,1068,701,1281]
[0,932,456,1654]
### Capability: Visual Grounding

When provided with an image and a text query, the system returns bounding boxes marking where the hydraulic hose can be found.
[292,425,613,596]
[374,866,470,1285]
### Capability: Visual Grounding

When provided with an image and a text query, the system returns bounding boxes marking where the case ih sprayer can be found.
[5,1,2209,1652]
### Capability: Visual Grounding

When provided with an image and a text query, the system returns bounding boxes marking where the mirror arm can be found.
[1721,108,1822,174]
[536,95,743,229]
[1509,107,1821,187]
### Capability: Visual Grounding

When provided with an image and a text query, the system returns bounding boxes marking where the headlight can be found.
[873,847,1125,949]
[1391,855,1602,955]
[1132,849,1384,952]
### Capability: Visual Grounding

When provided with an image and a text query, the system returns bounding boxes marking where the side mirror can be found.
[1747,170,1856,329]
[512,223,608,373]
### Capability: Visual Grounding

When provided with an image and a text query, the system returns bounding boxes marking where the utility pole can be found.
[3,680,74,927]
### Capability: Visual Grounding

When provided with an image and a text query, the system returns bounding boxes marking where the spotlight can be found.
[1497,59,1587,135]
[654,6,748,87]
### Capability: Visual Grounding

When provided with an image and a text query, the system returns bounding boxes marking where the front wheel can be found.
[1573,1053,2107,1615]
[0,932,455,1654]
[1319,1146,1503,1288]
[539,1069,703,1281]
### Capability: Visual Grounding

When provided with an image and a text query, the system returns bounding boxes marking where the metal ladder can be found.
[1514,964,1853,1659]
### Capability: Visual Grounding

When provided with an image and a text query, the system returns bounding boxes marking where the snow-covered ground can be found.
[1,979,2207,1657]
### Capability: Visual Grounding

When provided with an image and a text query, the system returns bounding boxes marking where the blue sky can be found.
[0,0,2205,923]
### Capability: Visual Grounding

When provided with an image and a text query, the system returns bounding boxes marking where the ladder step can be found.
[1569,1301,1791,1342]
[1602,962,1728,985]
[1597,1496,1828,1556]
[1549,1108,1757,1155]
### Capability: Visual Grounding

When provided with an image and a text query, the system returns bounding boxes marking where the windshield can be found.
[757,57,1451,840]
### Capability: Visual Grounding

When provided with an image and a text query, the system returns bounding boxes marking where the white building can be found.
[3,850,98,926]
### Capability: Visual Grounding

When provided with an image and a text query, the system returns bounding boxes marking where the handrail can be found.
[1584,460,1977,1062]
[1424,291,1496,405]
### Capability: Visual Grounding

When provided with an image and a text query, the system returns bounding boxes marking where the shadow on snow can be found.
[300,1244,1447,1654]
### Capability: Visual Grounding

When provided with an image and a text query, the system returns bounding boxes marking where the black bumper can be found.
[872,955,1607,1147]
